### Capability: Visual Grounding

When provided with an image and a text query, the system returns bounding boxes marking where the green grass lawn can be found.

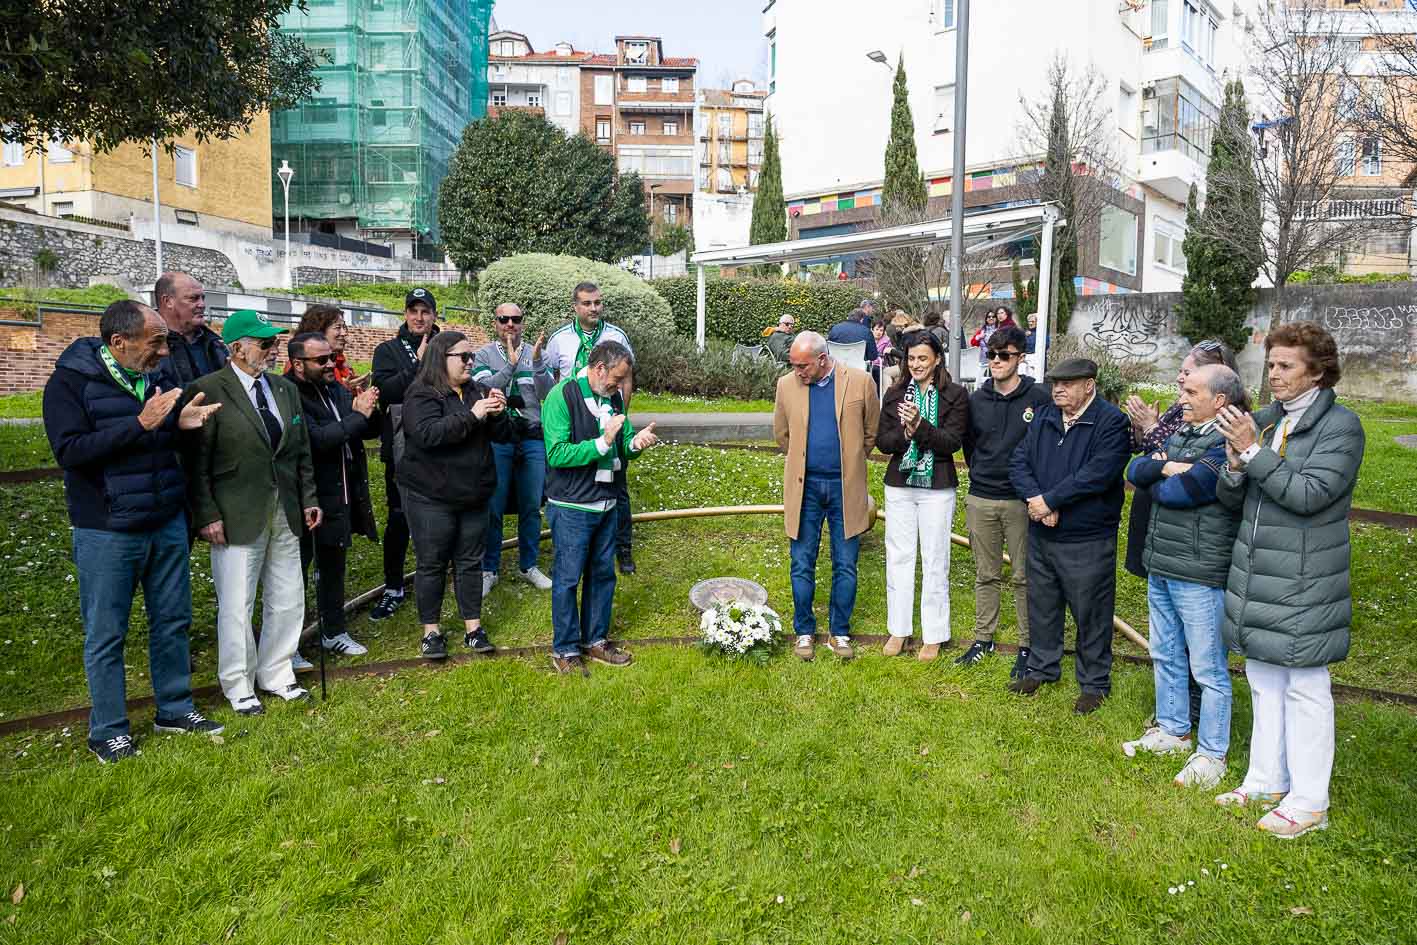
[632,393,775,414]
[0,391,42,419]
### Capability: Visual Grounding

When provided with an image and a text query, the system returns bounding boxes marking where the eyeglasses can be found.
[986,350,1022,361]
[495,315,524,324]
[300,354,333,366]
[448,351,474,364]
[256,338,277,350]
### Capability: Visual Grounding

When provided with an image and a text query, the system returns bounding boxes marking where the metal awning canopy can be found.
[688,203,1065,372]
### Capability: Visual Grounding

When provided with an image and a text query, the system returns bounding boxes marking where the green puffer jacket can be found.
[1218,388,1364,667]
[1141,425,1240,589]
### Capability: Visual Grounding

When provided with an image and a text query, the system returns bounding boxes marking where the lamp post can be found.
[648,183,662,279]
[151,139,164,276]
[277,159,295,290]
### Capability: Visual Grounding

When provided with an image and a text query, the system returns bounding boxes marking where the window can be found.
[2,137,21,166]
[630,121,646,135]
[1336,78,1359,121]
[1361,137,1381,176]
[933,84,955,134]
[527,91,542,108]
[662,77,679,93]
[1335,137,1357,176]
[48,138,72,163]
[1181,1,1218,67]
[52,201,74,216]
[625,41,650,64]
[663,201,677,223]
[310,45,336,66]
[594,74,613,105]
[748,138,764,165]
[662,120,678,136]
[717,113,733,137]
[555,91,572,116]
[768,30,776,94]
[1099,204,1138,275]
[698,165,710,190]
[1153,218,1186,271]
[1141,77,1218,162]
[716,167,733,191]
[1150,0,1169,48]
[174,146,197,187]
[1119,83,1138,137]
[558,68,573,88]
[718,139,731,164]
[627,76,647,93]
[491,89,507,107]
[748,112,764,138]
[596,118,612,142]
[931,0,956,31]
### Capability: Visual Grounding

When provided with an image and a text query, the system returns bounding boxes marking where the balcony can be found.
[1137,147,1204,203]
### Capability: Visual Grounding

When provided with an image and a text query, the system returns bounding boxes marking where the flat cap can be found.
[1045,357,1098,382]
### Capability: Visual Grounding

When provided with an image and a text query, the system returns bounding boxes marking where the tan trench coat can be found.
[773,363,880,540]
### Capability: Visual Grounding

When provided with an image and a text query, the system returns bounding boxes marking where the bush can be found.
[651,276,864,344]
[478,253,673,340]
[632,331,785,401]
[1047,332,1154,405]
[288,282,480,318]
[0,283,130,318]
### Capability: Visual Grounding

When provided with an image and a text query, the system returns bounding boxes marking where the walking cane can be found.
[316,569,328,701]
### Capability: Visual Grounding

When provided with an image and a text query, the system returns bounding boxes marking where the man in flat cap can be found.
[1007,357,1131,713]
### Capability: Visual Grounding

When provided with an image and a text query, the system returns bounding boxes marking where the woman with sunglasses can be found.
[969,310,999,369]
[875,330,969,661]
[398,331,517,660]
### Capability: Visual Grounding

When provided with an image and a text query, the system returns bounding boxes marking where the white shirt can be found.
[544,320,632,382]
[230,363,284,431]
[1236,385,1320,466]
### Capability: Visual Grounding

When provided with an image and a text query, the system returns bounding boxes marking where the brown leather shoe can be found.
[882,635,906,657]
[794,635,816,661]
[586,641,632,667]
[550,653,590,677]
[1074,692,1107,715]
[827,636,855,660]
[917,643,940,662]
[1006,676,1044,696]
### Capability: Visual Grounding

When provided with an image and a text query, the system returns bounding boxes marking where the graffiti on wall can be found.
[1321,304,1417,334]
[1081,297,1170,359]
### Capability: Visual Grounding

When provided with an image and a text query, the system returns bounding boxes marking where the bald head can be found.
[153,271,206,339]
[492,301,524,345]
[787,330,831,384]
[1182,363,1247,424]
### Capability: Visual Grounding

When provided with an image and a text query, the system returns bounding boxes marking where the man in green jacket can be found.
[542,341,659,676]
[188,310,321,716]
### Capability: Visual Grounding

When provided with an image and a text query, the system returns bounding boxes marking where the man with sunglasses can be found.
[957,326,1054,678]
[288,331,381,660]
[473,302,555,595]
[187,310,320,715]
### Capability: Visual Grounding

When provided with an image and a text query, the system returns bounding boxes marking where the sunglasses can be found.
[986,350,1022,361]
[495,315,524,324]
[256,337,277,350]
[301,354,333,366]
[448,351,474,364]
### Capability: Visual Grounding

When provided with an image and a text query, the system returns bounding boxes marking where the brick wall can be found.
[0,307,488,396]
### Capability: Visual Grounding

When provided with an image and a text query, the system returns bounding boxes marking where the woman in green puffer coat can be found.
[1212,321,1364,839]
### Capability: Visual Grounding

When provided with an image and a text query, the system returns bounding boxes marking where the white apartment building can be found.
[486,31,586,138]
[763,0,1262,295]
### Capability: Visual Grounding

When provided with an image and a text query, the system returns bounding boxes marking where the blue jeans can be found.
[73,512,195,741]
[484,438,547,573]
[547,503,618,657]
[1148,576,1232,759]
[789,474,860,638]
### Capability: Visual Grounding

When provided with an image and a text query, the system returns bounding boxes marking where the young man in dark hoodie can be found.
[958,326,1053,679]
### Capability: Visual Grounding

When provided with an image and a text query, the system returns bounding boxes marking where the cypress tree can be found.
[882,54,928,215]
[1040,84,1078,335]
[748,114,786,247]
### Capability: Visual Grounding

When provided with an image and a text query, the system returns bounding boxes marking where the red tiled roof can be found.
[511,52,698,68]
[586,54,617,66]
[662,57,699,67]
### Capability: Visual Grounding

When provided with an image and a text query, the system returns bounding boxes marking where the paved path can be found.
[636,412,774,443]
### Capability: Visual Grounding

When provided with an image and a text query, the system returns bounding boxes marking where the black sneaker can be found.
[954,640,995,667]
[1010,647,1032,681]
[88,734,140,764]
[617,549,636,575]
[464,628,495,654]
[369,590,405,622]
[420,631,448,660]
[153,711,225,736]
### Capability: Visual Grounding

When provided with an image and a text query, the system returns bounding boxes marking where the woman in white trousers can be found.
[875,330,970,661]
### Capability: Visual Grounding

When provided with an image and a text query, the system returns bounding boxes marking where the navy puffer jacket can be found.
[42,338,187,532]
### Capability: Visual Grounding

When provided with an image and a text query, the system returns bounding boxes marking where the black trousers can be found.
[383,463,410,593]
[300,533,348,638]
[1025,534,1117,696]
[403,488,487,625]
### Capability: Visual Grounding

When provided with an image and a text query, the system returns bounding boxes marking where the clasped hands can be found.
[1026,495,1058,527]
[1214,405,1259,467]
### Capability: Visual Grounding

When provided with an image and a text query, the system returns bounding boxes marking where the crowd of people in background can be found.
[42,277,1363,839]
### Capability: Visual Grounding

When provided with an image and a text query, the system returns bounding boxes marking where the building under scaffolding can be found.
[272,0,493,258]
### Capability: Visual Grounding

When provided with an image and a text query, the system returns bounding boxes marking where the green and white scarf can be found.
[577,376,619,481]
[572,321,604,374]
[898,380,937,488]
[99,345,147,402]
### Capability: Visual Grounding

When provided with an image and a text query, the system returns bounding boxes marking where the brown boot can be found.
[882,635,906,657]
[586,641,632,667]
[917,643,940,662]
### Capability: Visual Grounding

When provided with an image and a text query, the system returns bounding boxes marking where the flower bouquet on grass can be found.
[699,601,784,665]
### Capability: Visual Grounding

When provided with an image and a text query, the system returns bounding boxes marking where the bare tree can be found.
[1014,55,1127,340]
[1361,3,1417,173]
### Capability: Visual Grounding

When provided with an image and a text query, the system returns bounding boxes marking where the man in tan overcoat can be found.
[773,331,880,661]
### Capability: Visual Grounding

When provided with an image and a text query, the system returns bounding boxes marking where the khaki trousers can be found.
[965,494,1031,647]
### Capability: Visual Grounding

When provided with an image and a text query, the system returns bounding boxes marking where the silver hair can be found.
[1197,363,1248,409]
[792,330,827,357]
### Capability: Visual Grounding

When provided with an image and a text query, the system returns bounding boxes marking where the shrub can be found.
[632,331,784,401]
[1047,332,1154,404]
[288,282,480,317]
[478,253,673,340]
[651,276,863,344]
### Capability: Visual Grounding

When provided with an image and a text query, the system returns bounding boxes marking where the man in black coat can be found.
[288,332,381,656]
[368,288,439,621]
[154,271,228,385]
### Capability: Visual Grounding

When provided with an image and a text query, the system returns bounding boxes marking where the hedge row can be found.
[632,331,784,401]
[651,276,866,344]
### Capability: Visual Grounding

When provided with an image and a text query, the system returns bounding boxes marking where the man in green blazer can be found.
[188,310,320,716]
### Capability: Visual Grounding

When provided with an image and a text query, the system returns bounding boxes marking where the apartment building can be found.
[486,31,589,136]
[697,80,768,195]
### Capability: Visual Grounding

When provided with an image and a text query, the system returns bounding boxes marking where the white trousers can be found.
[210,503,304,702]
[1238,658,1335,812]
[883,485,955,644]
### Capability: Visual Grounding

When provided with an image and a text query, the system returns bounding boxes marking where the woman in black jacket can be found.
[398,331,516,659]
[876,330,969,661]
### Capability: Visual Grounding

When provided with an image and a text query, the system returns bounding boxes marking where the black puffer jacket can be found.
[397,380,516,508]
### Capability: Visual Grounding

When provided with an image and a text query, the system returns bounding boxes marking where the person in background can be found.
[1024,313,1038,355]
[188,310,320,716]
[774,331,880,662]
[969,310,1000,369]
[473,302,555,595]
[1007,357,1131,714]
[44,300,224,763]
[826,307,879,364]
[542,341,659,675]
[295,303,364,391]
[287,331,380,660]
[154,271,228,385]
[876,331,969,661]
[1213,321,1363,839]
[869,316,893,389]
[1122,363,1246,790]
[956,326,1053,677]
[368,288,439,622]
[766,314,797,363]
[398,331,516,660]
[994,305,1018,330]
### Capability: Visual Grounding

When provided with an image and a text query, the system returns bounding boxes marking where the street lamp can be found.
[648,183,662,279]
[277,159,295,290]
[865,50,889,66]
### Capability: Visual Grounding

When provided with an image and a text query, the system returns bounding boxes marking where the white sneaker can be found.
[519,566,553,590]
[482,571,499,597]
[291,653,314,673]
[1173,752,1227,789]
[1121,725,1193,757]
[321,632,368,656]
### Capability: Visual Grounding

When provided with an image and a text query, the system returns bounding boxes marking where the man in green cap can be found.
[188,310,320,716]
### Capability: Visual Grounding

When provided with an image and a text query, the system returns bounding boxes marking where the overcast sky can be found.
[490,0,768,88]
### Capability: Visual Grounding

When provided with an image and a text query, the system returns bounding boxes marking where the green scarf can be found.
[572,321,604,374]
[99,345,147,402]
[898,381,937,488]
[577,376,618,478]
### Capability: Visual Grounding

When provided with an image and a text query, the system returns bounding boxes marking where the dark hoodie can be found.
[962,375,1053,500]
[159,324,228,386]
[372,320,439,463]
[42,338,187,532]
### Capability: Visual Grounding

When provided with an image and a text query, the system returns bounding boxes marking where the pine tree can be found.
[749,114,786,248]
[1177,79,1260,353]
[882,54,928,215]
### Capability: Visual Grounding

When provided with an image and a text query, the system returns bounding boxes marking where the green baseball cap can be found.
[220,309,288,343]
